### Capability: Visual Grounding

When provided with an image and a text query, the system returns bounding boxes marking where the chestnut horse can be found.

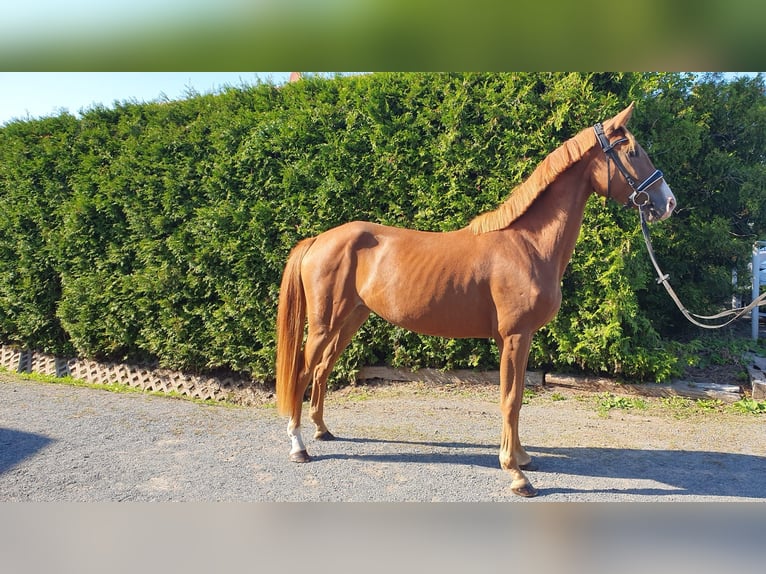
[275,103,676,497]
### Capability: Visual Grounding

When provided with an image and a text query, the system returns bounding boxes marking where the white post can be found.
[752,242,766,340]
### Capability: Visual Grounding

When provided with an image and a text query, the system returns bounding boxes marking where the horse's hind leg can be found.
[285,319,341,461]
[287,372,311,463]
[308,307,370,440]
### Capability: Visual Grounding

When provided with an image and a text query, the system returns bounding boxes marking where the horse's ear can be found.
[605,102,635,133]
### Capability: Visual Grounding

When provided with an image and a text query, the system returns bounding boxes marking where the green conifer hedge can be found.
[2,72,765,382]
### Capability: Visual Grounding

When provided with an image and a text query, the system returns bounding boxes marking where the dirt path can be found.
[1,372,765,501]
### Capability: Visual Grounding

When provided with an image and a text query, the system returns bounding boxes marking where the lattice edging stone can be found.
[0,346,22,373]
[5,345,747,405]
[0,344,271,405]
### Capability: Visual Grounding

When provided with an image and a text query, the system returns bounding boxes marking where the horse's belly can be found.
[365,289,492,339]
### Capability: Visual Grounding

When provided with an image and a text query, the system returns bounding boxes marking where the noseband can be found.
[593,122,664,209]
[594,122,766,329]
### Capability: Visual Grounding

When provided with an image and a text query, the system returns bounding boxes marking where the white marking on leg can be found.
[287,421,306,454]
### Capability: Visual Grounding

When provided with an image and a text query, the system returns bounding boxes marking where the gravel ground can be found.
[1,372,765,501]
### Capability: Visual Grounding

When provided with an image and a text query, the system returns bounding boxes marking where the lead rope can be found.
[639,208,766,329]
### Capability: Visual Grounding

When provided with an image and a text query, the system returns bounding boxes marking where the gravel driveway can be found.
[2,372,765,501]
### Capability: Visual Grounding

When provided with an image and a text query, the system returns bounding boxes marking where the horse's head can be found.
[591,103,676,222]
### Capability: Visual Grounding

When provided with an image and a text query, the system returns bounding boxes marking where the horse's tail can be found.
[275,237,316,418]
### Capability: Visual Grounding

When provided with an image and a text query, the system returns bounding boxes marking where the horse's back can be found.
[303,221,502,337]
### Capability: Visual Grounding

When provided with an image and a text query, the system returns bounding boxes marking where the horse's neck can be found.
[511,162,593,279]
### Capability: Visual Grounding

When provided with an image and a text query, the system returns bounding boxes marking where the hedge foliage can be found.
[2,72,765,382]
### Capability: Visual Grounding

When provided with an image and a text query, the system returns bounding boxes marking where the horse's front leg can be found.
[497,332,537,497]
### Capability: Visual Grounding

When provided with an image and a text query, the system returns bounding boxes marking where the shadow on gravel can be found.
[0,428,54,474]
[315,437,766,498]
[528,446,766,499]
[313,436,498,468]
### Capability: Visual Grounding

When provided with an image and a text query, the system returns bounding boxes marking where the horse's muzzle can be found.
[644,182,676,222]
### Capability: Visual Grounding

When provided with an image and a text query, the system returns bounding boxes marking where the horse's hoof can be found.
[519,461,538,471]
[315,430,336,441]
[511,484,538,498]
[290,450,311,463]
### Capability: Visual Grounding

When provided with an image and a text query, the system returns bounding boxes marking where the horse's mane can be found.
[468,125,600,234]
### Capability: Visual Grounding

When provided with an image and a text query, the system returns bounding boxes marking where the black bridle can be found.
[593,122,665,209]
[593,122,766,328]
